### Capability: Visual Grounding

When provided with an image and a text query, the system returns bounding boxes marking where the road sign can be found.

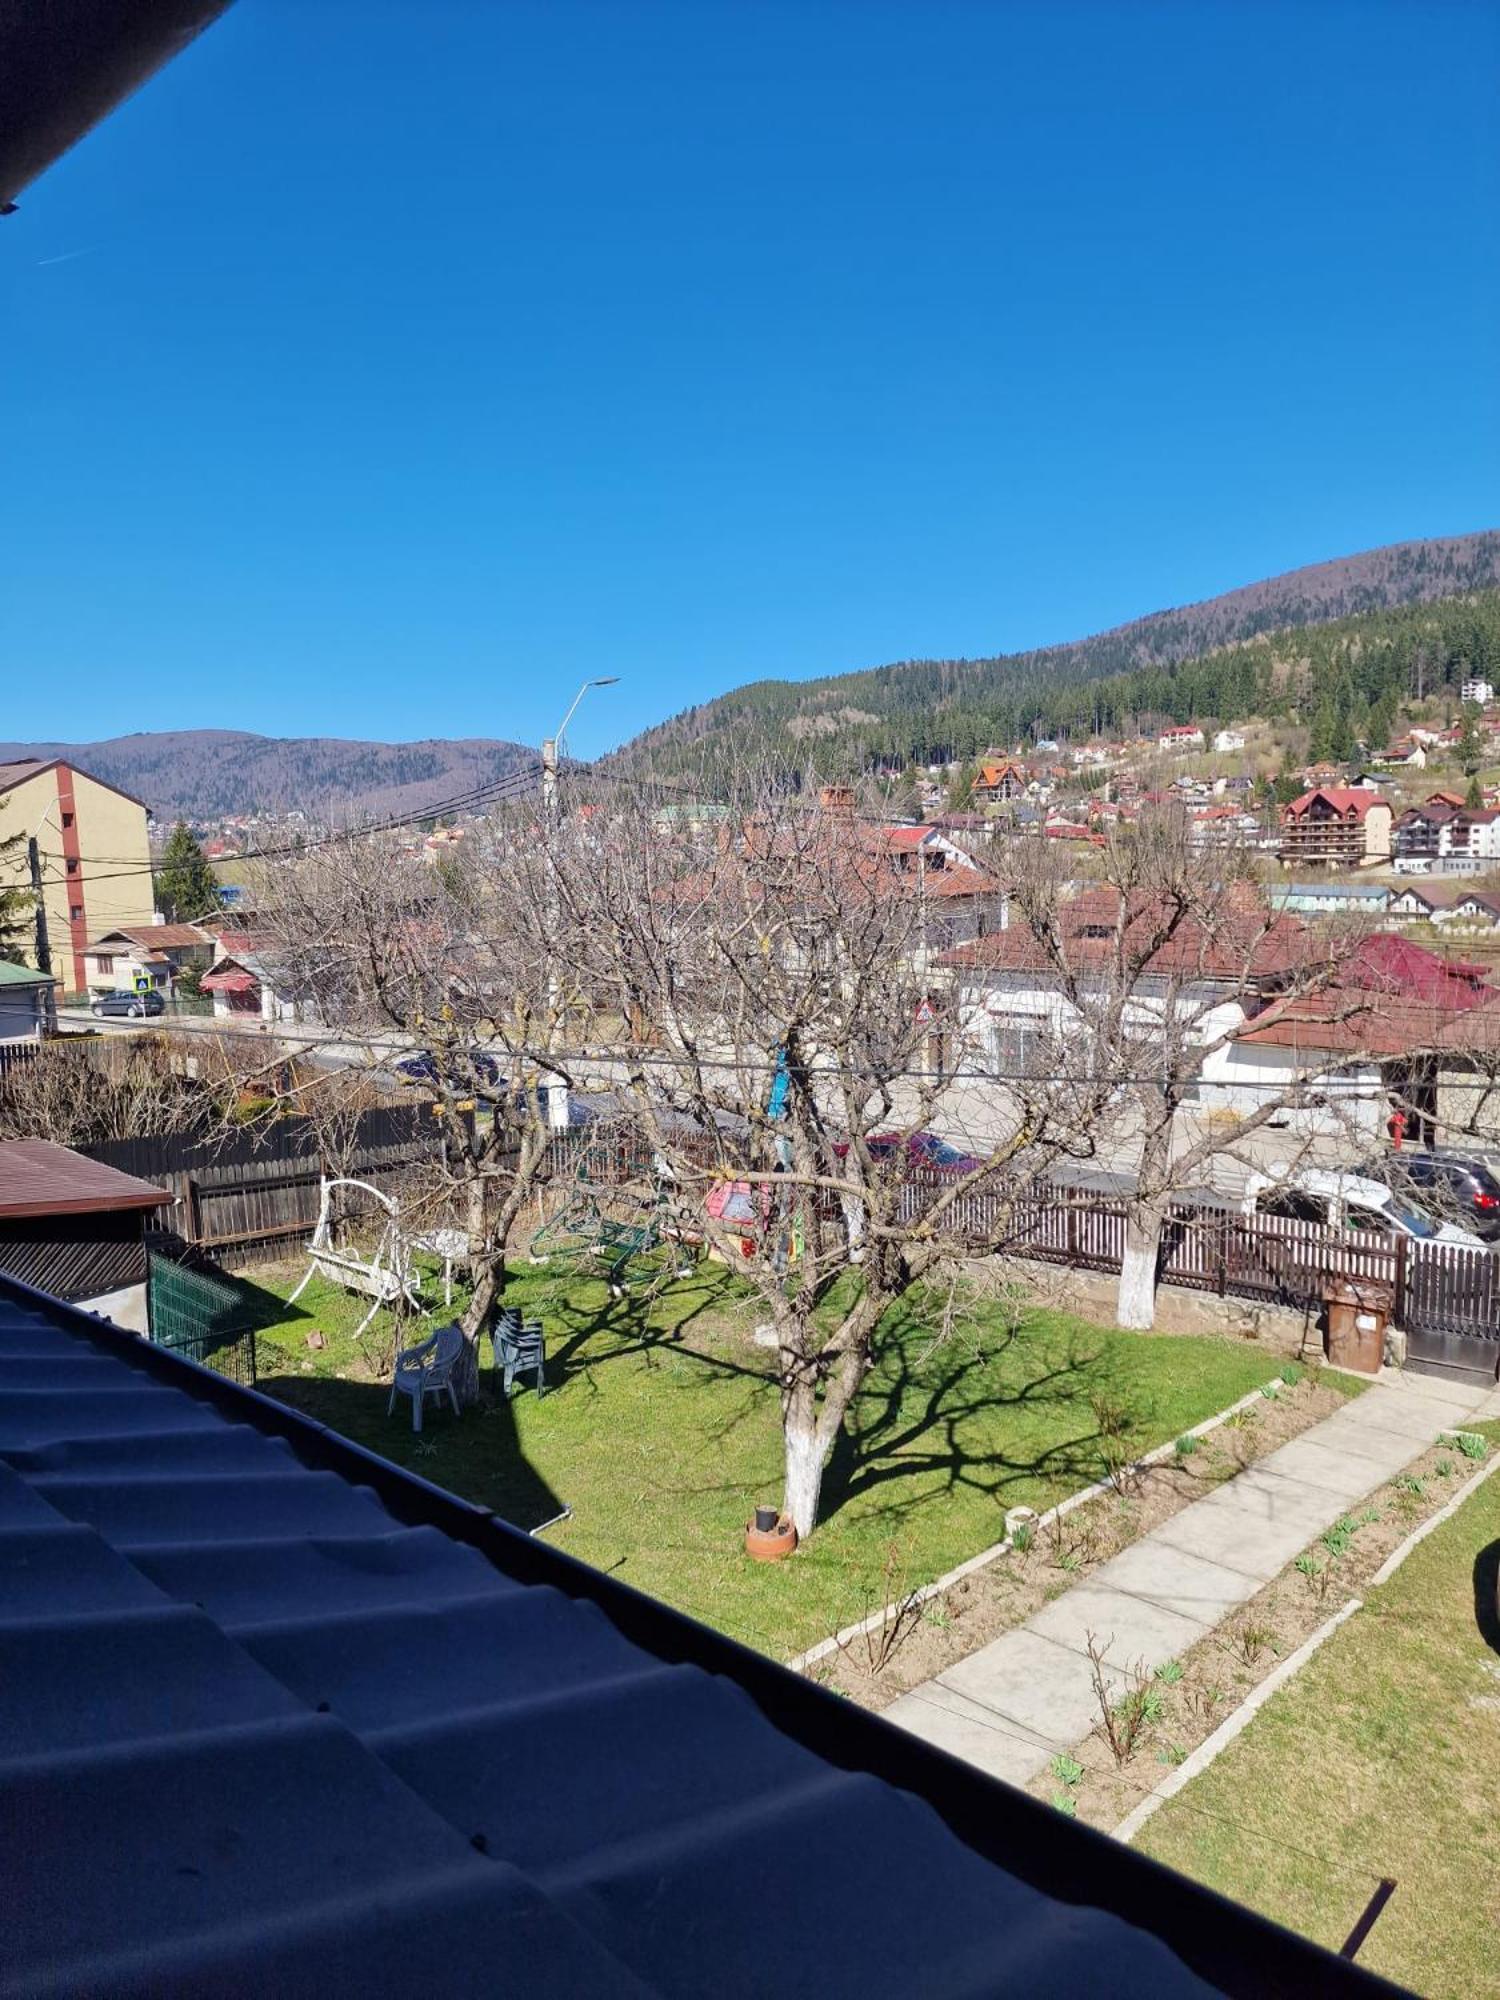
[135,975,151,994]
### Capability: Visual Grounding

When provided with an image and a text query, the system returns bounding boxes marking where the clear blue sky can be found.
[3,0,1497,758]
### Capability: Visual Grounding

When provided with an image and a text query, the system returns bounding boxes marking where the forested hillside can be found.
[617,532,1500,773]
[0,731,535,822]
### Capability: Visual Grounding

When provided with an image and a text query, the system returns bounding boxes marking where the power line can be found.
[30,763,547,889]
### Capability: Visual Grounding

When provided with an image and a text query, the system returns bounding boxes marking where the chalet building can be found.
[1279,788,1393,870]
[1394,802,1458,866]
[1157,725,1206,752]
[971,760,1028,805]
[0,758,154,993]
[1394,802,1500,872]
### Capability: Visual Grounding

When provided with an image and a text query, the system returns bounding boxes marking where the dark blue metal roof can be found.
[0,1277,1398,1998]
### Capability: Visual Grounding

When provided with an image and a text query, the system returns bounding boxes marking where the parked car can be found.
[1245,1169,1485,1249]
[90,989,165,1019]
[394,1048,502,1094]
[1357,1152,1500,1242]
[836,1130,987,1174]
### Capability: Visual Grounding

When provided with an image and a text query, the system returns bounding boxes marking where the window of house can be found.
[66,857,78,874]
[61,812,74,830]
[69,905,83,922]
[94,954,114,976]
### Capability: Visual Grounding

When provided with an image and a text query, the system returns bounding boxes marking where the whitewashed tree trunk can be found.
[783,1420,825,1540]
[1117,1206,1163,1329]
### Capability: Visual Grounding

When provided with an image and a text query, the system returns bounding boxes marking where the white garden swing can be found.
[288,1177,423,1337]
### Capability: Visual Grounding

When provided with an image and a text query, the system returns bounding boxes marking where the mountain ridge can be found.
[615,531,1500,770]
[0,730,536,824]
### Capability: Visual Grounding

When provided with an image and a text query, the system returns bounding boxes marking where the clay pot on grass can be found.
[745,1509,798,1561]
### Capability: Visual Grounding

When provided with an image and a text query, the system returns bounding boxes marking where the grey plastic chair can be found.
[495,1314,546,1398]
[387,1322,464,1432]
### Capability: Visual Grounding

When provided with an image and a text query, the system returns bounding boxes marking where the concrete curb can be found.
[1113,1431,1498,1846]
[1112,1599,1364,1845]
[786,1374,1289,1676]
[1366,1440,1500,1589]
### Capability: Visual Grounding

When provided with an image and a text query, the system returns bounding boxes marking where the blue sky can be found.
[3,0,1497,758]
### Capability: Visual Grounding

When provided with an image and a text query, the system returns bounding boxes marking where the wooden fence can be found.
[0,1040,40,1089]
[89,1105,458,1268]
[901,1171,1499,1356]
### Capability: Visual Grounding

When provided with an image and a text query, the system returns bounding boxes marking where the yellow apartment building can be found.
[0,760,155,993]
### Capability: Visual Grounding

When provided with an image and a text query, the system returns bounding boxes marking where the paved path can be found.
[885,1369,1492,1786]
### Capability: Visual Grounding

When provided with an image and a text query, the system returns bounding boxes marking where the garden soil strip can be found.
[1024,1422,1499,1832]
[796,1369,1356,1704]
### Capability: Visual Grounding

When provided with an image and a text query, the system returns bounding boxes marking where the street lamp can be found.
[540,677,619,1129]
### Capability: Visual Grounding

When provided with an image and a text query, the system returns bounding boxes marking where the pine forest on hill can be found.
[619,533,1500,777]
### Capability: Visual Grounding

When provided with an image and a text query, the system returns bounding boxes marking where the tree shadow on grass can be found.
[522,1264,773,1392]
[252,1367,566,1533]
[1474,1540,1500,1658]
[818,1328,1123,1528]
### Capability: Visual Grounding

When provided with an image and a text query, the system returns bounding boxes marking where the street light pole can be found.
[540,678,618,1130]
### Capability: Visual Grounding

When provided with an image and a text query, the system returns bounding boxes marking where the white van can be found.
[1244,1169,1486,1250]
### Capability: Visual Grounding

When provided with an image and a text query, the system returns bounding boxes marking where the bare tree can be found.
[978,813,1391,1328]
[258,815,578,1385]
[0,1032,214,1147]
[553,777,1111,1538]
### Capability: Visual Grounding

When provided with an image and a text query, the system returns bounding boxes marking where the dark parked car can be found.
[837,1130,987,1174]
[1358,1151,1500,1242]
[90,988,165,1019]
[394,1048,502,1093]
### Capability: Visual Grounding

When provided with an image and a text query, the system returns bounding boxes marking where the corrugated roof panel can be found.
[0,1278,1399,1998]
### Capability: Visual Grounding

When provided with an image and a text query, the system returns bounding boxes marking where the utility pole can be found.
[539,678,619,1132]
[540,732,565,1130]
[27,836,50,977]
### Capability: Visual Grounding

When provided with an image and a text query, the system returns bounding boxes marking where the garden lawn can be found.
[246,1257,1281,1662]
[1139,1431,1500,1999]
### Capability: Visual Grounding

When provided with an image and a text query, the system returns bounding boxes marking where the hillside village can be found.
[6,10,1500,1997]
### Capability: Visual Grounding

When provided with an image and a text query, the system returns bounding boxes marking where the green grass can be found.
[1139,1431,1500,1998]
[246,1256,1283,1661]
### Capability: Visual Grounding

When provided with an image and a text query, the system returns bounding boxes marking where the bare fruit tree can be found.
[972,812,1392,1330]
[257,813,580,1385]
[553,777,1115,1538]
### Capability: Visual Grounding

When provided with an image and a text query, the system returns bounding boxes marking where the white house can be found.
[1461,678,1495,707]
[1158,725,1206,752]
[1212,729,1246,754]
[82,922,217,998]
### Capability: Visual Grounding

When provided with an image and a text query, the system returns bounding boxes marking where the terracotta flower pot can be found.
[745,1511,798,1562]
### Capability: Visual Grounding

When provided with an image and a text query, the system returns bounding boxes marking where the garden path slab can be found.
[887,1371,1488,1780]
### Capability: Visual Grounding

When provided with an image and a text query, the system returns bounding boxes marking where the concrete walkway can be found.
[885,1370,1492,1786]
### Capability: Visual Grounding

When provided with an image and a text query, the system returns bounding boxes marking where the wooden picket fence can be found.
[900,1170,1499,1356]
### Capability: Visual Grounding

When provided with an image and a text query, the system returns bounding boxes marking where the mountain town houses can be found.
[0,755,299,1027]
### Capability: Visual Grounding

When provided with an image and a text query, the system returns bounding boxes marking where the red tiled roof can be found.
[0,1140,170,1220]
[1339,932,1493,1009]
[85,924,214,952]
[940,888,1313,980]
[201,965,259,994]
[1234,997,1460,1057]
[1283,788,1387,821]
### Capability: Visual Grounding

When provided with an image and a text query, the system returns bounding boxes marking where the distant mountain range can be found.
[9,536,1500,818]
[614,531,1500,773]
[0,731,537,825]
